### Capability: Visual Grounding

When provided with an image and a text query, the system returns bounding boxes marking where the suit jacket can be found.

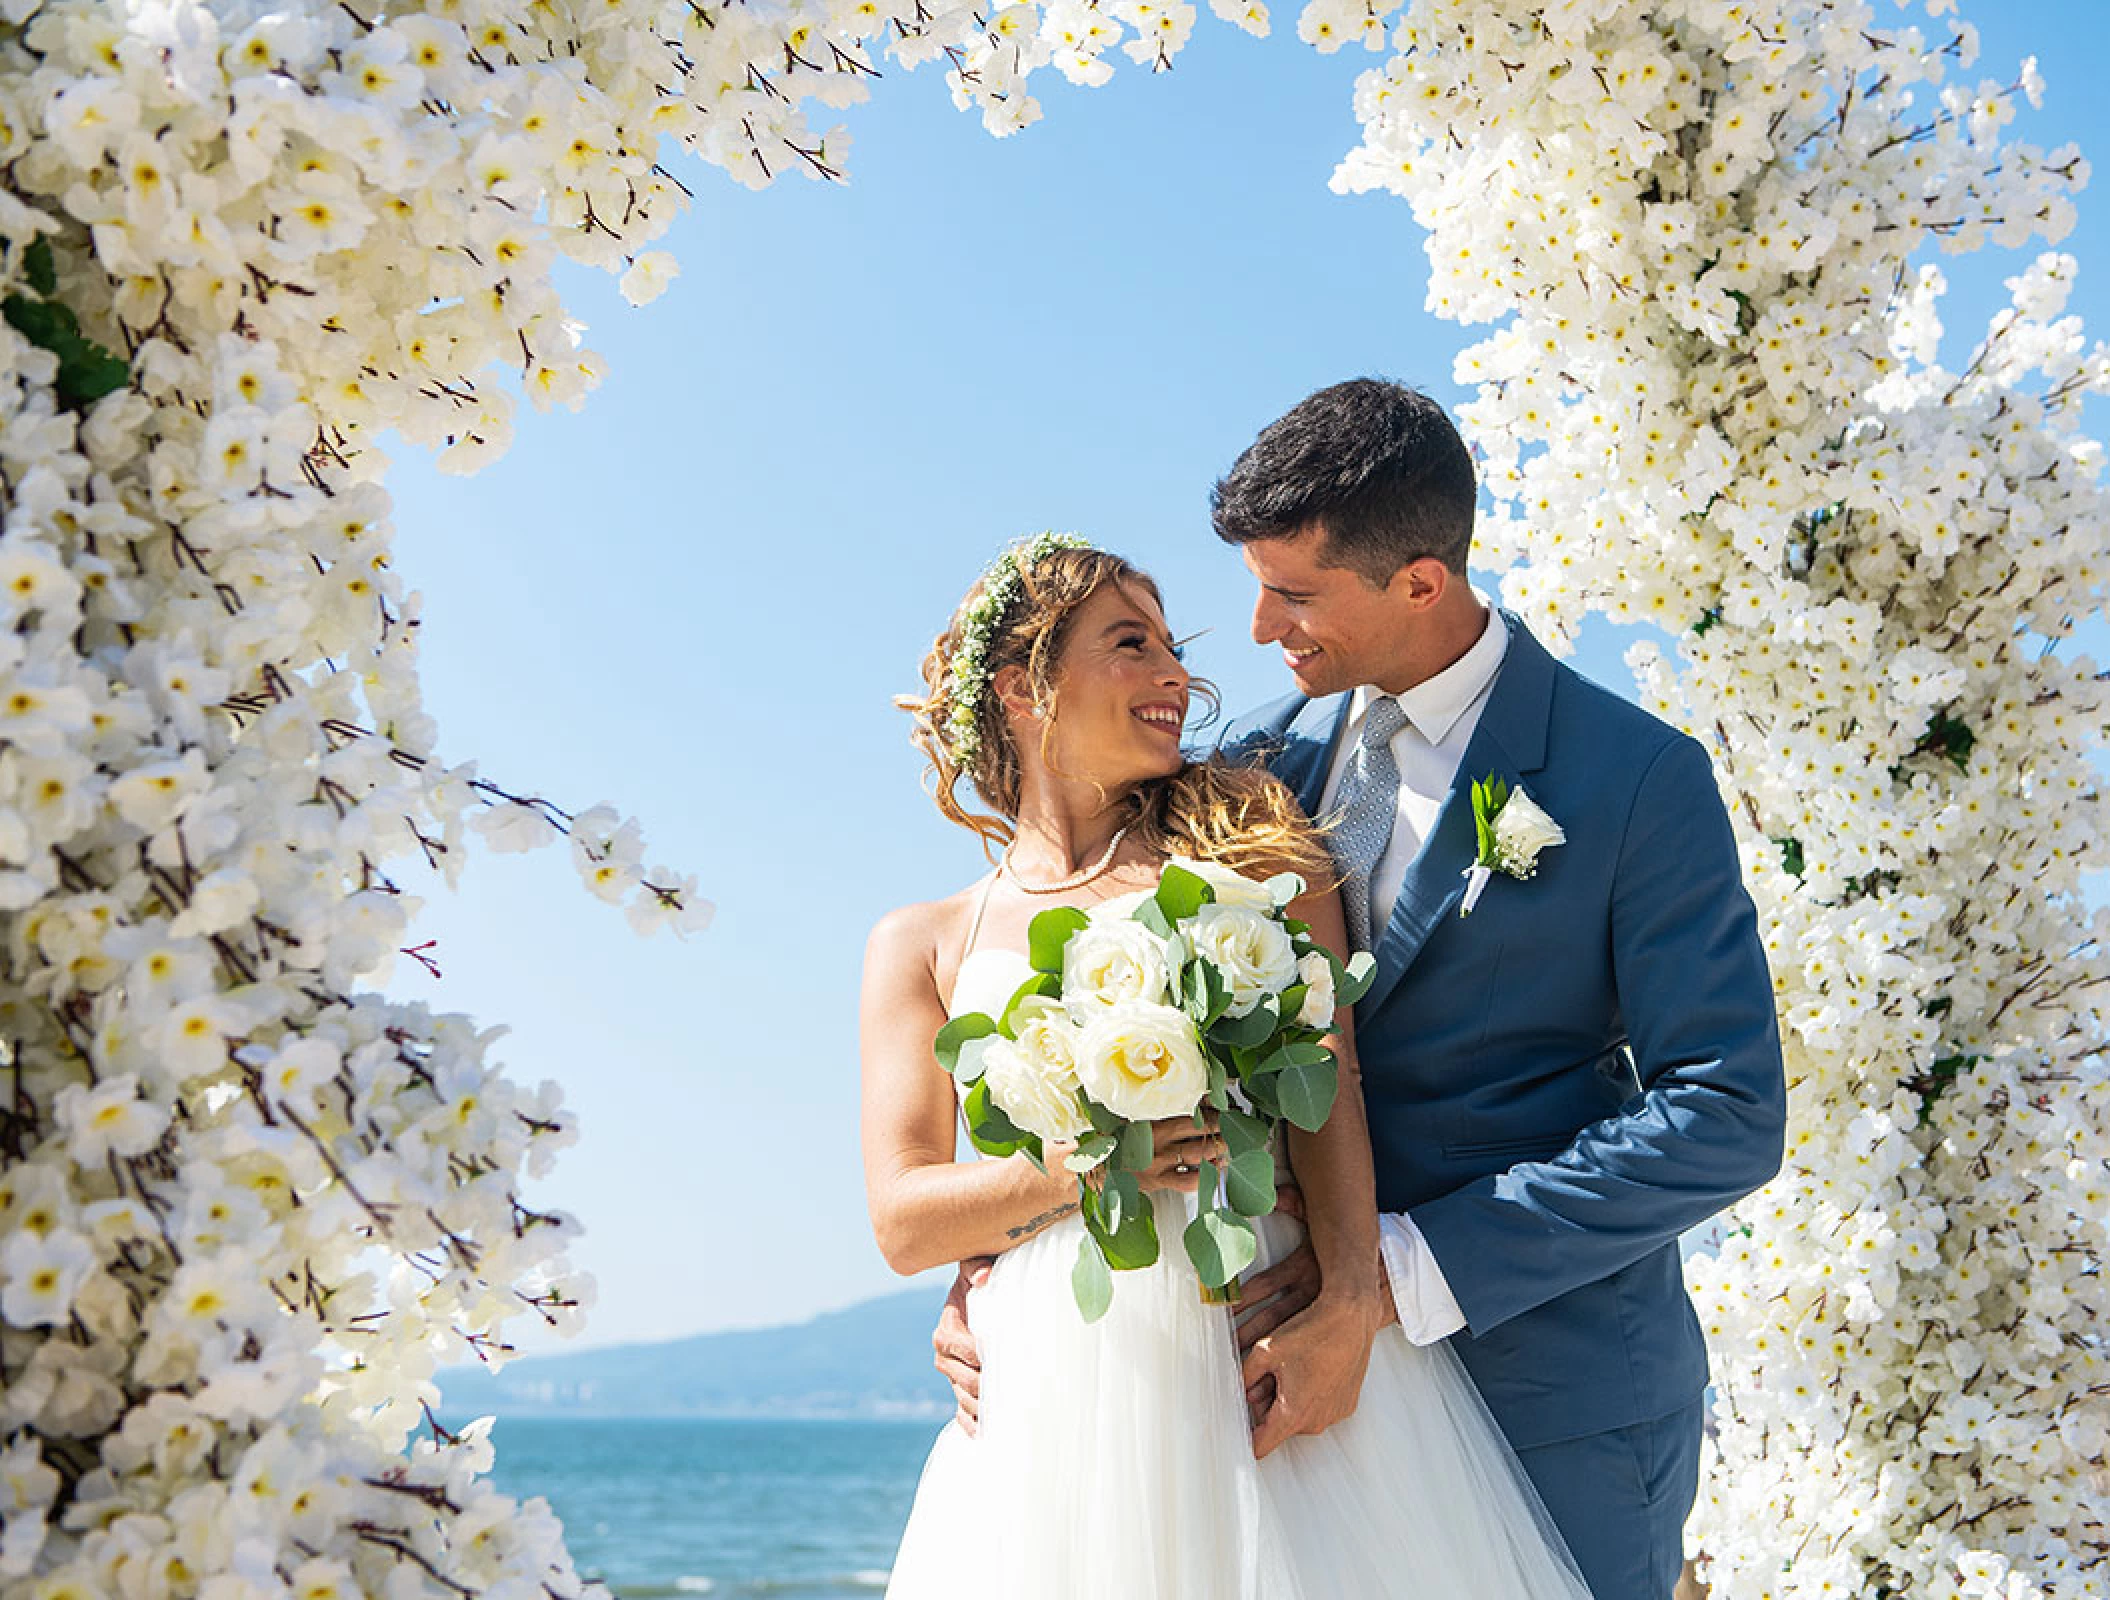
[1219,611,1786,1448]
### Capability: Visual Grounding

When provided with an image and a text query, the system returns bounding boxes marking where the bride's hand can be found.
[1134,1111,1227,1195]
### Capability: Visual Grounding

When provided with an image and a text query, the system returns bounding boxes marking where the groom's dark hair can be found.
[1209,378,1476,585]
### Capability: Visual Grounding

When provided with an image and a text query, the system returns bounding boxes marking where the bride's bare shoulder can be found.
[864,876,992,970]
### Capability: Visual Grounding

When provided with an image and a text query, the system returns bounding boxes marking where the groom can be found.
[933,379,1786,1599]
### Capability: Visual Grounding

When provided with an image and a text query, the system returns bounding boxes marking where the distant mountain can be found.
[432,1287,956,1421]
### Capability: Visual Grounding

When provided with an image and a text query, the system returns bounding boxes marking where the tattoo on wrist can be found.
[1007,1202,1078,1241]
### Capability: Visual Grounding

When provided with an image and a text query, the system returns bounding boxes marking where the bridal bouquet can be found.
[935,858,1375,1321]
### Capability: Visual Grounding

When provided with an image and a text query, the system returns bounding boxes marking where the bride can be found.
[860,536,1591,1598]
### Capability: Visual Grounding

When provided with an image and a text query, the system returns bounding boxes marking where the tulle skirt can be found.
[885,1192,1592,1599]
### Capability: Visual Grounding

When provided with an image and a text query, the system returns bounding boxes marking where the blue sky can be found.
[384,5,2110,1352]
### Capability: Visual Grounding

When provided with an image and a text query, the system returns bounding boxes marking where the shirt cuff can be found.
[1377,1211,1469,1345]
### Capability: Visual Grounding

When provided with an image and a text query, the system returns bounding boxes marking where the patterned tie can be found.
[1331,694,1409,953]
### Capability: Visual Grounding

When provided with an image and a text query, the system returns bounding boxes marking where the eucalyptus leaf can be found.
[1338,950,1377,1006]
[1184,1207,1258,1289]
[1219,1107,1271,1156]
[1028,905,1091,974]
[999,973,1061,1030]
[1264,871,1305,906]
[1211,999,1280,1051]
[1073,1236,1113,1322]
[1065,1132,1118,1173]
[1115,1119,1156,1173]
[934,1012,998,1077]
[1253,1040,1332,1077]
[1275,1054,1339,1132]
[1183,958,1230,1030]
[1132,896,1176,941]
[963,1078,1030,1156]
[1154,861,1211,922]
[1223,1147,1277,1216]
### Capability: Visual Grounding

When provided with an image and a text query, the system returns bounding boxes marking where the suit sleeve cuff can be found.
[1378,1211,1469,1345]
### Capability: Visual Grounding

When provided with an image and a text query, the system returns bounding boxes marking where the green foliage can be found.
[1775,836,1806,880]
[1073,1236,1113,1322]
[3,237,130,409]
[1027,905,1091,974]
[1153,860,1212,922]
[933,1012,997,1078]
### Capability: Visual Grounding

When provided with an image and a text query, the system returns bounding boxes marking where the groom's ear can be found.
[1389,556,1451,610]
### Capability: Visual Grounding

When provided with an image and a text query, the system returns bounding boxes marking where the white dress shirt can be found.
[1316,592,1509,1346]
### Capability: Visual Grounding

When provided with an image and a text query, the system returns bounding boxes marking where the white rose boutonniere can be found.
[1462,775,1565,916]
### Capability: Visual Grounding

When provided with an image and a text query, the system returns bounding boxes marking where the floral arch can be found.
[0,2,2103,1598]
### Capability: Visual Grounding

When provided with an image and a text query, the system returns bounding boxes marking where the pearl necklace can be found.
[1002,824,1133,895]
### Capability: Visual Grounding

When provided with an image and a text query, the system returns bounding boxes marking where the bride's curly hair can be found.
[896,542,1335,885]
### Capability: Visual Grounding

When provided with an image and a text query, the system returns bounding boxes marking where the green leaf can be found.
[1114,1119,1156,1173]
[999,974,1061,1031]
[1027,906,1091,974]
[962,1078,1030,1157]
[1084,1097,1124,1136]
[1065,1132,1118,1173]
[1219,1107,1272,1157]
[1240,1073,1282,1121]
[1264,871,1305,906]
[1773,836,1806,881]
[1336,950,1377,1006]
[57,342,129,407]
[1275,1052,1338,1133]
[1210,999,1280,1051]
[1252,1040,1332,1078]
[3,292,78,349]
[1182,958,1229,1030]
[1131,896,1176,941]
[1184,1207,1258,1289]
[23,236,56,298]
[1073,1236,1113,1322]
[1276,982,1309,1025]
[934,1012,998,1078]
[1154,861,1212,922]
[1090,1170,1159,1269]
[1223,1147,1277,1216]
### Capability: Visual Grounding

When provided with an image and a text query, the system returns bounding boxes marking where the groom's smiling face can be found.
[1242,524,1429,698]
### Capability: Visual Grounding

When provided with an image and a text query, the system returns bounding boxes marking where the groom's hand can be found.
[932,1257,992,1435]
[1234,1182,1318,1353]
[1241,1292,1386,1460]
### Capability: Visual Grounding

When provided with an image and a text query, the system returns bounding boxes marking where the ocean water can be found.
[439,1415,944,1599]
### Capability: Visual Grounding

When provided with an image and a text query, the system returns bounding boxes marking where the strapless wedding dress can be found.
[884,945,1593,1600]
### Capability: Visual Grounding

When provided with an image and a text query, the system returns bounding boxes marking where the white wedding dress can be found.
[884,919,1594,1599]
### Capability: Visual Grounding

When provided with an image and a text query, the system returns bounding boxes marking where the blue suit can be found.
[1221,612,1786,1599]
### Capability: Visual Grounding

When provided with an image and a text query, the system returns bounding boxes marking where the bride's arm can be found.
[860,903,1082,1276]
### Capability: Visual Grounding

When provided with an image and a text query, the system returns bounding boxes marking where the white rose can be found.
[1166,855,1275,910]
[1184,902,1300,1018]
[979,1009,1093,1144]
[1061,918,1172,1010]
[1491,788,1565,872]
[1293,951,1336,1030]
[1073,1002,1208,1122]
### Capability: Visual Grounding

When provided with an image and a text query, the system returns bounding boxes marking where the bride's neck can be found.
[1008,779,1134,877]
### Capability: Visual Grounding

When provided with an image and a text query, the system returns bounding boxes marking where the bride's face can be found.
[1030,581,1190,791]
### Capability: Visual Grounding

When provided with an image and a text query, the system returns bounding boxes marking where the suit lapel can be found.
[1355,611,1557,1017]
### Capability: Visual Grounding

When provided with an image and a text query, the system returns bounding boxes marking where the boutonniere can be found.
[1462,775,1565,916]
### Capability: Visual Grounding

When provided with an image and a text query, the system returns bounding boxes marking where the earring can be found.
[1032,705,1046,720]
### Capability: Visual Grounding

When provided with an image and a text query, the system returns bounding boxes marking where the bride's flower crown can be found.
[945,531,1093,766]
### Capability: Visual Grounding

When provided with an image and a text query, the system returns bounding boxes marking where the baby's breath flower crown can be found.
[945,532,1094,764]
